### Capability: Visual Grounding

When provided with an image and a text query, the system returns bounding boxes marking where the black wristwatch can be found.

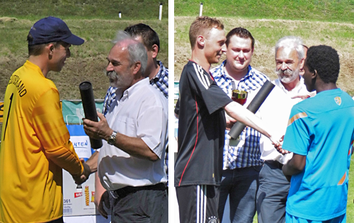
[107,131,117,145]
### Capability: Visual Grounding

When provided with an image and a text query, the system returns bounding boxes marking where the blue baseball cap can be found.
[28,16,84,46]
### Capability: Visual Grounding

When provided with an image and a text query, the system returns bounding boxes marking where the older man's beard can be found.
[276,67,300,84]
[106,70,119,88]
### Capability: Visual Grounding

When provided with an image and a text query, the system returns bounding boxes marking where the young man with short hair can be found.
[175,16,279,223]
[282,45,354,223]
[0,16,90,223]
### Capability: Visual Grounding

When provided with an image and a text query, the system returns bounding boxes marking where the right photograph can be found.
[172,1,354,223]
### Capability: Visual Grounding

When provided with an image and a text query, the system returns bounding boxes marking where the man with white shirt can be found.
[83,31,168,222]
[91,23,169,208]
[256,36,312,223]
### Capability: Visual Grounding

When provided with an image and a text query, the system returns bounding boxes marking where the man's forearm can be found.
[282,154,306,176]
[86,151,99,173]
[83,113,159,162]
[224,101,273,140]
[109,132,159,161]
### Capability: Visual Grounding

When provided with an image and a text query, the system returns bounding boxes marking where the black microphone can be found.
[228,80,275,139]
[79,81,103,149]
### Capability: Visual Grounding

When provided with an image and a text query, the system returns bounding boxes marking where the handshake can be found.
[72,159,95,185]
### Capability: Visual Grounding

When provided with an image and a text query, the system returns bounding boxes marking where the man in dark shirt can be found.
[174,16,280,223]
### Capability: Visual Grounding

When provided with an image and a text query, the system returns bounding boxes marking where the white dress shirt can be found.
[98,78,168,190]
[258,77,312,164]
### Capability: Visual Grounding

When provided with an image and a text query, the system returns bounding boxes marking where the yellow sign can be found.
[0,102,3,123]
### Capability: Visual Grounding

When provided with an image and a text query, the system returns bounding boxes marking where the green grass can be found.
[0,0,168,20]
[0,0,169,101]
[2,0,354,220]
[175,0,354,24]
[174,1,354,220]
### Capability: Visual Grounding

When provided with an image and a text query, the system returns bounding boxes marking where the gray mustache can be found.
[276,69,293,76]
[106,70,118,77]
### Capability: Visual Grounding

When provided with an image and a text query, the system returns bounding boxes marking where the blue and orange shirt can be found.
[283,88,354,221]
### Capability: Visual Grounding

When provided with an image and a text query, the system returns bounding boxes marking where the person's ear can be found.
[313,69,317,78]
[151,44,159,59]
[196,35,205,48]
[47,43,54,52]
[132,61,142,76]
[299,58,305,75]
[300,58,305,69]
[221,44,227,54]
[47,43,54,59]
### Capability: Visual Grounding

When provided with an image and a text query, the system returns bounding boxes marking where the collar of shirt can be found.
[211,60,269,95]
[152,61,164,80]
[116,78,150,102]
[212,60,252,79]
[149,61,168,98]
[150,61,168,81]
[274,76,309,96]
[25,60,44,77]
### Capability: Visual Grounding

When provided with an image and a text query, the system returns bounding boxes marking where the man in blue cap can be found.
[0,17,91,223]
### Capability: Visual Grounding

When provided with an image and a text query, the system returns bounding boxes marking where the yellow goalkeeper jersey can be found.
[0,60,84,223]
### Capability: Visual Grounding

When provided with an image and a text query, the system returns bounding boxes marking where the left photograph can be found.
[0,1,169,222]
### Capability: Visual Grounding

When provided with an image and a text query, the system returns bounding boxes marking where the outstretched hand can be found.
[291,95,310,100]
[72,161,91,185]
[272,135,290,154]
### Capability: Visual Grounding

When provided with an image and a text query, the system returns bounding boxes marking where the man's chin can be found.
[212,57,221,64]
[234,63,248,70]
[280,77,295,84]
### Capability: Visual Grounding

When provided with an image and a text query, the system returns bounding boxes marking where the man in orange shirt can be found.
[0,17,91,223]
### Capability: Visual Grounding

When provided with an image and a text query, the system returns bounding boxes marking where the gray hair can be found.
[112,30,148,77]
[275,36,304,60]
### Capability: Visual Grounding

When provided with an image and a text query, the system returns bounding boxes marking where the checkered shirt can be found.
[211,61,269,169]
[150,61,169,98]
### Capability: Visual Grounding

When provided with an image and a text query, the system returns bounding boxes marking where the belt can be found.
[110,182,166,199]
[265,160,283,169]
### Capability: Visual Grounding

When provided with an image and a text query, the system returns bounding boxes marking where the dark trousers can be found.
[218,166,261,223]
[257,160,290,223]
[110,183,167,223]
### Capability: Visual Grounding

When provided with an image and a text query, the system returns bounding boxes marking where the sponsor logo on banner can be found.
[74,192,83,198]
[70,136,92,159]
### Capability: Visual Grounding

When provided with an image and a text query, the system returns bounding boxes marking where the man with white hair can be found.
[273,36,312,101]
[256,36,313,223]
[83,31,168,222]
